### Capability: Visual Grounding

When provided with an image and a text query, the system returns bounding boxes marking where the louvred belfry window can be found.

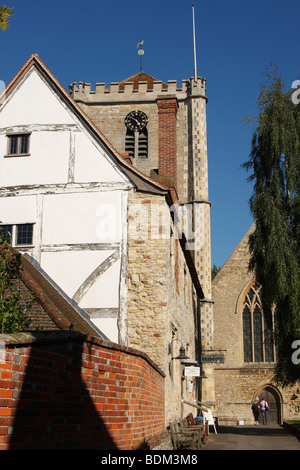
[138,128,148,158]
[125,128,148,158]
[125,129,135,158]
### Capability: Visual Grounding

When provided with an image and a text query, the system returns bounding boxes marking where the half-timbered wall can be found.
[0,67,133,343]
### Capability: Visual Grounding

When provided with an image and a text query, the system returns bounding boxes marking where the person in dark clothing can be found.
[251,397,260,425]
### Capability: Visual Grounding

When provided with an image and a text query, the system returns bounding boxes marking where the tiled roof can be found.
[118,71,168,91]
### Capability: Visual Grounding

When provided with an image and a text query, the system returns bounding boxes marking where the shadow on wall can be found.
[8,334,150,450]
[9,336,117,450]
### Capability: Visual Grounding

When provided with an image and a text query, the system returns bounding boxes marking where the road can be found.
[201,425,300,451]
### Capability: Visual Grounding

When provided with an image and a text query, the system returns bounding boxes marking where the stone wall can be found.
[75,92,189,201]
[71,73,213,420]
[214,366,300,425]
[69,77,207,204]
[127,190,202,422]
[213,226,254,367]
[211,225,300,424]
[71,76,211,286]
[78,100,161,181]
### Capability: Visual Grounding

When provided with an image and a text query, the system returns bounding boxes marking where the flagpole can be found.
[192,4,197,82]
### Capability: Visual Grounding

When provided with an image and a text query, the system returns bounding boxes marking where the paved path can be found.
[202,425,300,451]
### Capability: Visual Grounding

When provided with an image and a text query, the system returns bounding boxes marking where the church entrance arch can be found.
[254,385,282,425]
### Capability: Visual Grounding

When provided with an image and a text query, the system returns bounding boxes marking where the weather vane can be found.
[137,40,144,73]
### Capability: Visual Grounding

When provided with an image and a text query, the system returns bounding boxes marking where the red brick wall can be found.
[157,97,178,190]
[0,331,166,450]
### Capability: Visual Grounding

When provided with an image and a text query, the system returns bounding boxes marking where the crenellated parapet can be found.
[69,76,206,104]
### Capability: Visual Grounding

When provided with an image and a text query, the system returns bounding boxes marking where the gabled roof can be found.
[0,54,204,300]
[118,71,168,91]
[212,224,255,286]
[0,54,170,197]
[2,244,107,339]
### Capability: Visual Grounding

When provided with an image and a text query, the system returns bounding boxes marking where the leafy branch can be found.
[0,5,14,31]
[0,229,32,333]
[243,65,300,385]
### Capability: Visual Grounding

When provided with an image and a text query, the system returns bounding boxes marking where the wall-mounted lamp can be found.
[168,338,190,360]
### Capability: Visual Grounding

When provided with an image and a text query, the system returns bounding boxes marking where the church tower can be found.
[70,70,213,351]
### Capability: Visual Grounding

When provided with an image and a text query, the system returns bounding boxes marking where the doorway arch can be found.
[254,384,283,425]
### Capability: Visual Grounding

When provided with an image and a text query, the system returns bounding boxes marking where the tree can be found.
[243,66,300,385]
[0,232,31,333]
[211,264,220,280]
[0,5,14,31]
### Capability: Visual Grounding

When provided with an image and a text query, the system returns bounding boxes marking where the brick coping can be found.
[0,330,166,377]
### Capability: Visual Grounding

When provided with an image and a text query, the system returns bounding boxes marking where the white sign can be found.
[202,409,217,434]
[184,366,200,377]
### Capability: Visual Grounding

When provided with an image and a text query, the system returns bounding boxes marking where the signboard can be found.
[202,409,217,434]
[201,354,224,363]
[184,366,200,377]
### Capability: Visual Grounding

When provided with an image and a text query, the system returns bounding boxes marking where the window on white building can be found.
[0,223,34,246]
[6,134,30,156]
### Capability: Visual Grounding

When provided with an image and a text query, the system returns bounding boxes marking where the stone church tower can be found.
[69,68,214,354]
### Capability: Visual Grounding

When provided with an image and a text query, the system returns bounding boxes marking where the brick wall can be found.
[0,331,166,450]
[156,97,178,190]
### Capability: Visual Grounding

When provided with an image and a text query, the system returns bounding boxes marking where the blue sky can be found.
[1,0,299,268]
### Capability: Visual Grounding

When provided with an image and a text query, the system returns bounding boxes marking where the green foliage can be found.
[0,5,14,31]
[243,65,300,385]
[0,233,31,333]
[211,264,220,280]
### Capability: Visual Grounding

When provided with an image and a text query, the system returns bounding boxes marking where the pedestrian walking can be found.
[251,397,260,425]
[260,398,269,425]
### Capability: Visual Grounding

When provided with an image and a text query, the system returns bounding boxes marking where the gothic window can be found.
[125,128,148,158]
[242,283,276,363]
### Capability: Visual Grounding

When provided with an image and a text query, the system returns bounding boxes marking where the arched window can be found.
[242,283,276,363]
[125,128,148,158]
